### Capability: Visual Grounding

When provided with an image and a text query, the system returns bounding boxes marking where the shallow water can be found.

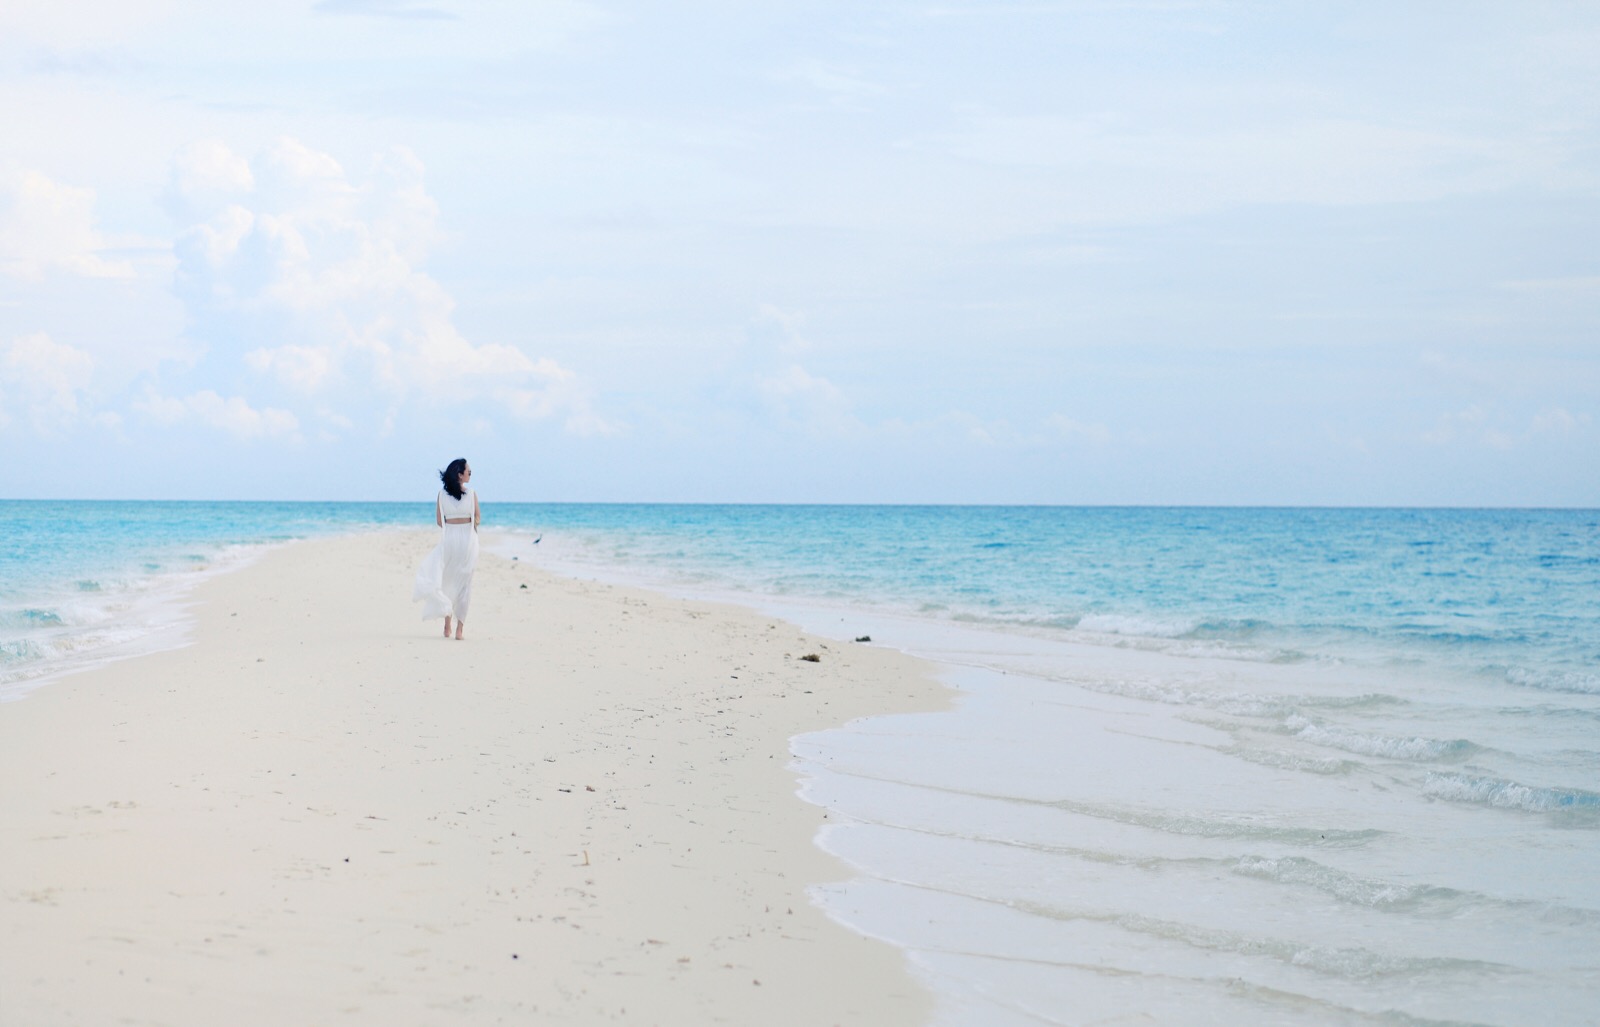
[0,500,421,697]
[506,506,1600,1026]
[5,503,1598,1024]
[789,620,1600,1025]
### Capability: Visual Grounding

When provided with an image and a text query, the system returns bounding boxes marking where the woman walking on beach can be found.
[413,458,480,640]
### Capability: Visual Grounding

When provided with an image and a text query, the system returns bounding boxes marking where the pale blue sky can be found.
[2,1,1596,503]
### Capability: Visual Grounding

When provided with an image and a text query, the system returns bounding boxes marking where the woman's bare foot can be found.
[443,616,452,638]
[455,622,464,640]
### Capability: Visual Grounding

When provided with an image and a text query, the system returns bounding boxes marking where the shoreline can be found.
[0,530,948,1025]
[0,537,290,705]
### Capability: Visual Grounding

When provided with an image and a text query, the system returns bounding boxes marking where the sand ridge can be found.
[0,530,946,1025]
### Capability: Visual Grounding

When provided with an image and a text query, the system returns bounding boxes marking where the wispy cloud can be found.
[777,60,890,108]
[919,113,1553,223]
[312,0,459,20]
[1422,404,1591,451]
[1044,413,1112,445]
[1495,275,1600,295]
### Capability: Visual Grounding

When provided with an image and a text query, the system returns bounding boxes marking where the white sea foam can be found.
[1038,796,1385,847]
[1221,745,1354,776]
[1012,905,1507,981]
[1164,639,1297,663]
[1073,676,1305,718]
[1230,856,1463,911]
[0,543,273,700]
[1075,613,1201,638]
[1283,716,1478,762]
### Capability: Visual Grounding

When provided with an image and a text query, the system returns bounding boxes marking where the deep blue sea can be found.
[4,501,1598,1025]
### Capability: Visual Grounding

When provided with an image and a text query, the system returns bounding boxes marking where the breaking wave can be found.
[1422,772,1600,813]
[1506,666,1600,696]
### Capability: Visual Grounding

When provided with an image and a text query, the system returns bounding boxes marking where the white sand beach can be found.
[0,531,946,1025]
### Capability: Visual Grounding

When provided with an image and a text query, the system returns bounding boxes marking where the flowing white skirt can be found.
[413,522,478,621]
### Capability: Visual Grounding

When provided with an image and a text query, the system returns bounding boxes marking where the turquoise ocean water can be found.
[4,502,1599,1024]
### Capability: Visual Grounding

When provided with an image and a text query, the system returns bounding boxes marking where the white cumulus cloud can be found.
[164,140,256,224]
[167,137,610,435]
[0,332,96,431]
[0,169,134,280]
[758,363,859,435]
[134,388,299,440]
[244,344,336,392]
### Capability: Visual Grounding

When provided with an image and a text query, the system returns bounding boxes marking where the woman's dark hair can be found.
[439,458,468,500]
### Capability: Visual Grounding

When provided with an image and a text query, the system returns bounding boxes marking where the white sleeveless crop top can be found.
[439,487,476,521]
